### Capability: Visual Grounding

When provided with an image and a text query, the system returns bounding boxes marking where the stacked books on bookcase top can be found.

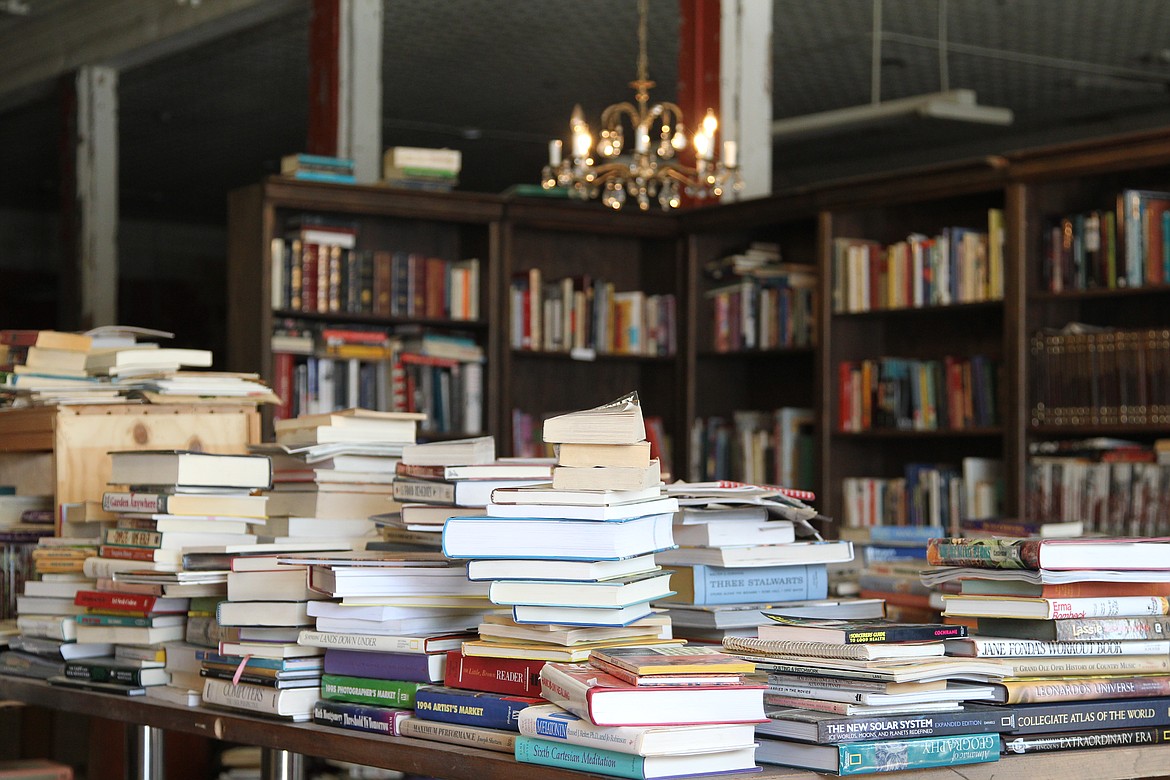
[0,327,279,407]
[280,153,356,184]
[720,614,1009,774]
[509,269,677,357]
[921,536,1170,757]
[703,243,816,353]
[375,434,552,551]
[269,549,491,731]
[516,646,765,778]
[260,409,427,547]
[381,146,461,192]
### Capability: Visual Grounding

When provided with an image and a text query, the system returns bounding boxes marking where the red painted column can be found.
[308,0,341,155]
[677,0,721,207]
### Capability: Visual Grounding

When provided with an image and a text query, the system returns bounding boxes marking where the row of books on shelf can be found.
[1030,324,1170,426]
[840,457,1003,530]
[509,270,677,356]
[686,409,814,490]
[831,210,1004,314]
[1041,188,1170,292]
[1026,456,1170,536]
[271,223,480,321]
[838,354,999,432]
[705,270,816,352]
[271,352,482,433]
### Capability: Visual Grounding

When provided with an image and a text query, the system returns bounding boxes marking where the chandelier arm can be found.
[599,102,644,130]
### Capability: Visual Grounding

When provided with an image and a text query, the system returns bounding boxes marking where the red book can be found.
[98,545,177,563]
[272,352,295,422]
[444,650,544,696]
[425,257,448,319]
[301,243,318,313]
[74,590,189,614]
[540,662,766,727]
[398,351,460,368]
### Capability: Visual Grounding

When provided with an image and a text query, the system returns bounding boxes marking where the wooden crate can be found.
[0,404,261,530]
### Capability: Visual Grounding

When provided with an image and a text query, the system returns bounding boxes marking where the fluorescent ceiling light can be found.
[771,89,1013,140]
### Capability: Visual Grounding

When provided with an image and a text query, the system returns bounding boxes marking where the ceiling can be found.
[2,0,1170,222]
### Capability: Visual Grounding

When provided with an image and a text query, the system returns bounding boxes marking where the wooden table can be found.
[3,676,1170,780]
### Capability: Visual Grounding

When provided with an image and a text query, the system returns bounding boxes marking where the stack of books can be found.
[381,146,461,192]
[3,559,106,681]
[838,524,951,623]
[263,409,426,545]
[197,549,332,720]
[515,645,766,777]
[380,435,551,550]
[0,329,118,405]
[655,483,867,641]
[287,548,493,729]
[724,615,1008,774]
[927,536,1170,756]
[443,394,685,663]
[281,153,356,184]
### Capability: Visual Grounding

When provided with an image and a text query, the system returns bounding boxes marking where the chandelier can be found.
[541,0,742,211]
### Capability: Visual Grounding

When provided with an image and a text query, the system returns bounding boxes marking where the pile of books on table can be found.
[378,434,552,551]
[260,409,427,547]
[723,614,1008,774]
[928,535,1170,756]
[516,645,766,777]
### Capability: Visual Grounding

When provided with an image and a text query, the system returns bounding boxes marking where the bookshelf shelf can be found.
[509,350,676,364]
[697,347,816,359]
[830,300,1004,319]
[1028,285,1170,302]
[832,427,1005,439]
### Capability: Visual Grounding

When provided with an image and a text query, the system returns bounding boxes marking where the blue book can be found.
[863,544,928,564]
[662,563,828,606]
[413,685,542,731]
[515,736,760,779]
[323,648,444,683]
[289,169,357,184]
[865,526,946,545]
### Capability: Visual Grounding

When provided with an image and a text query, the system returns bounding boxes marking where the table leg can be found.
[260,747,305,780]
[124,723,164,780]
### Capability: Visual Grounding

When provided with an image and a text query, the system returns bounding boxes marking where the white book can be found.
[485,495,677,521]
[201,678,316,721]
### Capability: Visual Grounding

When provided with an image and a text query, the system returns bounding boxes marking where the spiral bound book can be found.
[721,636,945,661]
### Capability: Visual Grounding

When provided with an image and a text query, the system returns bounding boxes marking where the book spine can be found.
[98,545,174,562]
[961,638,1170,657]
[391,480,455,504]
[998,675,1170,705]
[73,591,157,612]
[1003,696,1170,734]
[1006,656,1170,678]
[299,630,439,654]
[836,624,966,644]
[63,662,160,686]
[201,679,294,717]
[444,651,543,696]
[926,538,1037,569]
[514,736,645,779]
[517,709,644,754]
[1002,726,1169,755]
[323,649,433,683]
[319,674,421,708]
[687,563,828,605]
[75,614,155,628]
[1042,596,1170,619]
[101,492,167,514]
[397,716,516,753]
[102,528,164,548]
[413,688,533,731]
[812,710,1008,744]
[312,699,407,736]
[837,733,999,775]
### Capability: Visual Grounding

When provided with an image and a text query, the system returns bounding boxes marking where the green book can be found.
[319,674,423,708]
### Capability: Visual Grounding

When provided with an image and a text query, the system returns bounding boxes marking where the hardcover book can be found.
[514,736,760,779]
[589,646,755,676]
[758,704,1009,744]
[660,563,828,605]
[444,650,545,696]
[107,450,273,490]
[539,662,767,727]
[926,537,1170,571]
[312,699,409,736]
[396,716,516,753]
[412,685,542,731]
[755,731,1000,774]
[322,648,446,683]
[517,704,757,757]
[318,673,424,708]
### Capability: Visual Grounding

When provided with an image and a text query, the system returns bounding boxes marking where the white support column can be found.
[720,0,772,200]
[337,0,383,183]
[75,65,118,328]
